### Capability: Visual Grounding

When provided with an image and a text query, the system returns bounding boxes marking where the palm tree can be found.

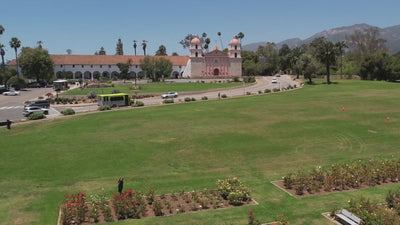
[336,41,348,76]
[133,40,137,55]
[204,38,211,53]
[9,37,21,77]
[1,44,6,85]
[237,32,245,43]
[37,40,43,49]
[0,24,4,36]
[66,49,72,55]
[142,40,147,56]
[217,32,223,49]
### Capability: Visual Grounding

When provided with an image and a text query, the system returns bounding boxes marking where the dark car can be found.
[0,87,9,94]
[24,100,50,109]
[27,82,46,88]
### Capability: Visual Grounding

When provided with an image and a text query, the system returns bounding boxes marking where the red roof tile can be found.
[9,55,189,66]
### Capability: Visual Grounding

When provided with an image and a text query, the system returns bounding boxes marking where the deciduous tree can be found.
[19,47,54,83]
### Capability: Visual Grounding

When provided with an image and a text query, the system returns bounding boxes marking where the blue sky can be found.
[1,0,399,61]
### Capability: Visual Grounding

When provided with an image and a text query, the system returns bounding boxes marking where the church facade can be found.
[189,36,242,78]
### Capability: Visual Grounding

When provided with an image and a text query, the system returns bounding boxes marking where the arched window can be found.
[235,53,238,58]
[195,44,198,49]
[195,52,198,57]
[235,45,237,50]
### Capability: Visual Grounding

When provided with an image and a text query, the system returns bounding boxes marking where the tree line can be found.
[242,27,400,84]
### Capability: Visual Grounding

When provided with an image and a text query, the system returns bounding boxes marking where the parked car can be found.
[0,87,9,94]
[24,100,50,109]
[3,90,20,96]
[271,78,278,84]
[161,92,178,99]
[27,82,47,88]
[22,106,49,117]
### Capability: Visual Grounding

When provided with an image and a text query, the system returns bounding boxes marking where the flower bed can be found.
[58,177,257,224]
[274,158,400,197]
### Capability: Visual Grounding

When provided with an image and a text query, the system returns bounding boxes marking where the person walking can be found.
[118,178,124,194]
[6,119,11,130]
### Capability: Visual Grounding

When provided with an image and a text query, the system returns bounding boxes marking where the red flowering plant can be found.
[113,189,138,220]
[275,213,290,225]
[60,192,88,225]
[248,210,261,225]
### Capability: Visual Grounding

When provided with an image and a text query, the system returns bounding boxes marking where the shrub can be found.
[134,101,144,107]
[28,113,45,120]
[273,88,280,92]
[232,77,240,82]
[216,177,250,204]
[61,108,75,115]
[264,89,271,93]
[152,200,164,216]
[184,97,191,102]
[112,89,121,94]
[221,94,227,98]
[258,90,262,94]
[246,92,252,95]
[201,96,208,100]
[191,97,196,101]
[99,105,111,111]
[88,91,97,99]
[163,99,174,104]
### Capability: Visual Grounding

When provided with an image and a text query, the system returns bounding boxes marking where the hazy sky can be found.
[1,0,399,61]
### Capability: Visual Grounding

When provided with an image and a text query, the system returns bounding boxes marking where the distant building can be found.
[8,37,242,80]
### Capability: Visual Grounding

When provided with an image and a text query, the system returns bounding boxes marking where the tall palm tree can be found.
[312,38,337,84]
[1,44,6,85]
[204,38,211,53]
[9,37,21,77]
[133,40,137,55]
[37,40,43,49]
[237,32,245,43]
[66,49,72,55]
[142,40,147,56]
[336,41,348,76]
[217,32,223,49]
[0,24,4,37]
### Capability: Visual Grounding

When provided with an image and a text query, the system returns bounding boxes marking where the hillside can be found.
[243,23,400,54]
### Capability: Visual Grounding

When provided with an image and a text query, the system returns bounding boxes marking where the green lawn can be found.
[1,79,400,225]
[65,82,244,95]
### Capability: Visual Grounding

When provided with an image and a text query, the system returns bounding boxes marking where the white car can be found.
[3,90,20,96]
[161,92,178,99]
[271,78,278,84]
[23,106,49,117]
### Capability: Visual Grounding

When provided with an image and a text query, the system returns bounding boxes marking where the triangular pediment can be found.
[205,49,228,57]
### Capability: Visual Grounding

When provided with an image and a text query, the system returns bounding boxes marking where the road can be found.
[0,76,300,122]
[53,75,300,114]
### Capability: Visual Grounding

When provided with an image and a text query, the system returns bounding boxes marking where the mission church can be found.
[9,36,242,79]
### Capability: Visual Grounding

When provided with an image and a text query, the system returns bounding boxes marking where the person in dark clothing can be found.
[118,178,124,194]
[6,120,11,130]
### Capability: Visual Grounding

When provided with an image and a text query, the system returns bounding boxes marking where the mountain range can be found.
[243,23,400,54]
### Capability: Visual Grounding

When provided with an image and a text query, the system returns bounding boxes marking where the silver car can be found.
[161,92,178,99]
[23,106,49,117]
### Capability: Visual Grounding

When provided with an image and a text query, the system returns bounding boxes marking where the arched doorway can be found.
[93,71,101,80]
[84,71,91,80]
[172,71,179,79]
[75,71,83,79]
[214,68,219,76]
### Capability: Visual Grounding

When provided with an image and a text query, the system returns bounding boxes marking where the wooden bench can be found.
[335,209,362,225]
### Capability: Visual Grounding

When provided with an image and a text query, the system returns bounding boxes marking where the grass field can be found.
[1,79,400,225]
[65,82,244,95]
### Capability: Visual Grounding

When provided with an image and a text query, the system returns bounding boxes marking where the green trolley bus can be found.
[97,93,131,107]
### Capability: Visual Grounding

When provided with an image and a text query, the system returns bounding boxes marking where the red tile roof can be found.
[8,55,189,66]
